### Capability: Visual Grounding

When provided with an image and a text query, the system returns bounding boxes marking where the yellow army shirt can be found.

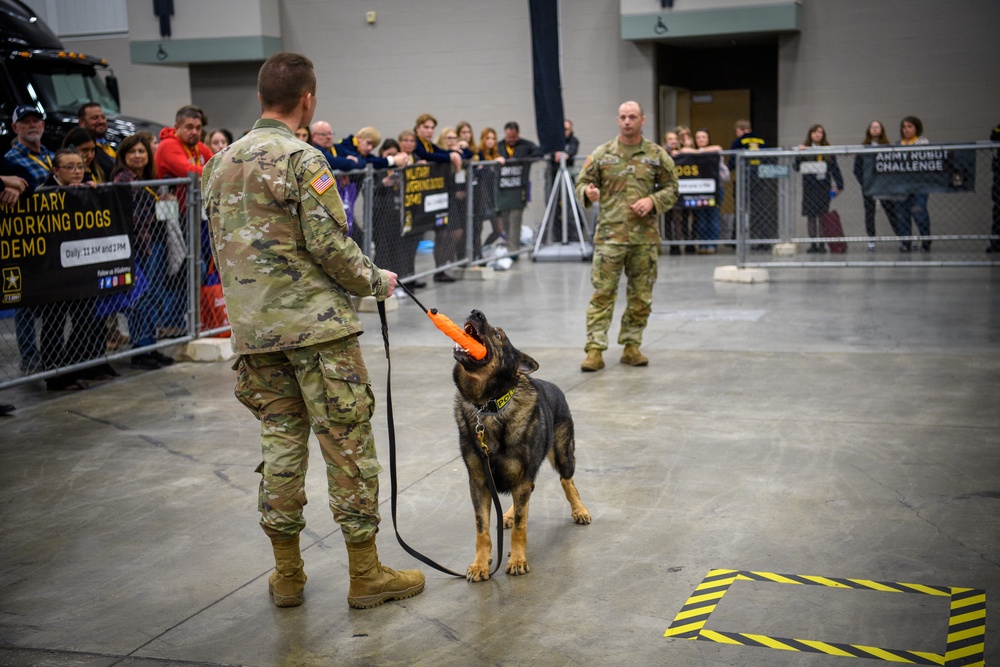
[202,118,389,354]
[575,137,678,245]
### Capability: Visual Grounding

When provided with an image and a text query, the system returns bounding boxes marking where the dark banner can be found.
[1,185,135,308]
[672,153,720,207]
[402,162,450,237]
[862,148,976,196]
[497,161,530,211]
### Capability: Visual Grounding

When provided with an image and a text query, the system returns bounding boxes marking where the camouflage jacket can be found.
[202,118,389,354]
[575,137,678,245]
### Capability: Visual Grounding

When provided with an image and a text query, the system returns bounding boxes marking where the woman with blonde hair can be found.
[675,125,696,152]
[395,129,426,288]
[691,128,726,253]
[456,121,477,157]
[475,127,506,255]
[433,127,465,280]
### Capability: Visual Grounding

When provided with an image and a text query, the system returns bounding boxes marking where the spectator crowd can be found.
[3,98,998,393]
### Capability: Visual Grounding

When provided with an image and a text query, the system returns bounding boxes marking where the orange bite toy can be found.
[428,310,487,359]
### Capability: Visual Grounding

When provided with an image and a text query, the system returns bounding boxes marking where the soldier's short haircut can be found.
[258,52,317,114]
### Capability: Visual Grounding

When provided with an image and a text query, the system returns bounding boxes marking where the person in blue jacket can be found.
[335,127,410,169]
[308,120,363,172]
[412,113,463,169]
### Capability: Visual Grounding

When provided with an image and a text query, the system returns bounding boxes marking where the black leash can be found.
[377,291,504,578]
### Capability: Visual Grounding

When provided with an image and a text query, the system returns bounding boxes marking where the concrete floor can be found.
[0,255,997,667]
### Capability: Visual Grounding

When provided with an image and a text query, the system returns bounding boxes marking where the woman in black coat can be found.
[795,124,844,253]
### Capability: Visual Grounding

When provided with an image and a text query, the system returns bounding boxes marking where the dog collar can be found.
[476,387,516,415]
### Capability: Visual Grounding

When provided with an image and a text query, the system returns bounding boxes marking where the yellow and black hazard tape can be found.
[664,569,985,666]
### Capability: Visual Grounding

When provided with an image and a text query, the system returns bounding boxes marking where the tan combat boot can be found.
[620,345,649,366]
[269,535,307,607]
[346,537,425,609]
[581,349,605,372]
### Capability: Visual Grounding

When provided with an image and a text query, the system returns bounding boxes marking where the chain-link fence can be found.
[0,174,223,390]
[344,157,552,281]
[0,158,564,391]
[730,143,999,267]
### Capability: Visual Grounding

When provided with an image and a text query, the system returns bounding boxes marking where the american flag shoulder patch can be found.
[310,170,335,195]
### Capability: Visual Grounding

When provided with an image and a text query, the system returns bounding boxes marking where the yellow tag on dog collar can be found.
[494,388,516,411]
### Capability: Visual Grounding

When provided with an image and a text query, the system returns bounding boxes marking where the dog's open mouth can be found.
[454,317,489,363]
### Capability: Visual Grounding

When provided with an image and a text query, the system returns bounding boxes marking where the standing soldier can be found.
[202,52,425,610]
[576,100,678,372]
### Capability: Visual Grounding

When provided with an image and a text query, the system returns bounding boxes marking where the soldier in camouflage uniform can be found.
[202,52,424,610]
[575,101,678,371]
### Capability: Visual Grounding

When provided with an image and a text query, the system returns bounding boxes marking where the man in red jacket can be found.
[155,105,213,213]
[154,105,214,337]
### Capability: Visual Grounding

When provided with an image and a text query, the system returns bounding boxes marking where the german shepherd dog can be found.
[453,310,591,582]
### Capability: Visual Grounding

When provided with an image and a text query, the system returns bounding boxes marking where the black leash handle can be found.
[378,298,504,579]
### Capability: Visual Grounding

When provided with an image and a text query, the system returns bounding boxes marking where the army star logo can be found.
[2,267,22,294]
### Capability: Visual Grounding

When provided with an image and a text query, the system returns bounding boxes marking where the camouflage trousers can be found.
[233,334,383,544]
[585,243,659,351]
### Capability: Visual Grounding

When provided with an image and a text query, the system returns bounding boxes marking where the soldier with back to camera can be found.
[202,52,425,610]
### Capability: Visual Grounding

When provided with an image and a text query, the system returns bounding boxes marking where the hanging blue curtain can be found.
[529,0,565,154]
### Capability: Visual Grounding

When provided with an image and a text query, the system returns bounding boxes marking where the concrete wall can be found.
[276,0,647,157]
[621,0,788,13]
[64,1,648,158]
[126,0,280,41]
[58,0,999,154]
[777,0,1000,146]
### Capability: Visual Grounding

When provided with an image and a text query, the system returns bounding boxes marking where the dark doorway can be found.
[656,41,778,148]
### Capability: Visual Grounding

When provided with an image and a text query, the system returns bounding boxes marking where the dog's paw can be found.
[505,558,530,576]
[467,564,491,582]
[572,509,592,525]
[503,515,514,529]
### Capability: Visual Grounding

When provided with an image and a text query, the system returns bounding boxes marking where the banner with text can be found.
[497,160,530,211]
[1,185,134,308]
[861,148,976,196]
[673,152,721,207]
[402,162,450,236]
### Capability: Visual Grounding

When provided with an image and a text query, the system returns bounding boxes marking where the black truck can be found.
[1,0,161,153]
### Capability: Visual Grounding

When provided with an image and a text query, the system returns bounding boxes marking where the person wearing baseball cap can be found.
[6,105,54,188]
[12,104,45,123]
[5,105,54,378]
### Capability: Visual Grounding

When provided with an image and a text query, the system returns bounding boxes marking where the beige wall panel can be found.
[779,0,1000,146]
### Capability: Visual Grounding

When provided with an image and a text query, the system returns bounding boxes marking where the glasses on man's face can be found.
[313,131,333,136]
[58,164,85,171]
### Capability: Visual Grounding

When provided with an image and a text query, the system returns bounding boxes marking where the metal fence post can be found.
[362,164,374,257]
[187,172,201,338]
[735,153,748,266]
[465,160,475,263]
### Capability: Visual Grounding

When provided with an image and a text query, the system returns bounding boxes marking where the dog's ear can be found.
[518,352,539,375]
